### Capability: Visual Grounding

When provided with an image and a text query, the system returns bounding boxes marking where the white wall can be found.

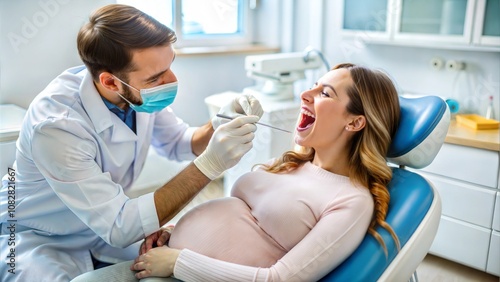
[0,0,114,108]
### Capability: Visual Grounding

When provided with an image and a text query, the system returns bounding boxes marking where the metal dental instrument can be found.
[216,114,292,133]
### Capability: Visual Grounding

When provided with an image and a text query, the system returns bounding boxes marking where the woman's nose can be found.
[300,88,314,103]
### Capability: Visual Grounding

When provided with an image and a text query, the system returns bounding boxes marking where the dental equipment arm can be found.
[243,51,324,101]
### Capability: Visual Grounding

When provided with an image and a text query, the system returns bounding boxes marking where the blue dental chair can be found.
[320,95,450,282]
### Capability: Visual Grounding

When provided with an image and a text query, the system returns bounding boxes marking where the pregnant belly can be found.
[169,197,285,267]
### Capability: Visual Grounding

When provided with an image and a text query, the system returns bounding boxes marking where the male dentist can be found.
[0,4,263,282]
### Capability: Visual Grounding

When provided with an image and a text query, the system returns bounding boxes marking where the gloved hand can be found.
[211,94,264,130]
[194,115,259,180]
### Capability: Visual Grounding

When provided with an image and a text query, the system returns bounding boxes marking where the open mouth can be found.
[297,108,315,131]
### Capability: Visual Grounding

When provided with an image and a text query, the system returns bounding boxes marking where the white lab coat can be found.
[0,66,197,282]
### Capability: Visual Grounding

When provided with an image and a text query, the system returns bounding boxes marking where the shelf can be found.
[175,44,280,57]
[361,38,500,52]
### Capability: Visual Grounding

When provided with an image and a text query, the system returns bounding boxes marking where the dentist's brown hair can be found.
[77,4,177,81]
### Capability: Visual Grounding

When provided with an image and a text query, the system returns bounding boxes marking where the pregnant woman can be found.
[72,63,401,282]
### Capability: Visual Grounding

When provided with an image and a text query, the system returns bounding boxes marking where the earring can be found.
[345,126,349,131]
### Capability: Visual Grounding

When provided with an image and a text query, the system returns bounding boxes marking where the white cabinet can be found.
[422,173,496,227]
[473,0,500,46]
[341,0,500,50]
[412,143,499,275]
[340,0,392,40]
[493,192,500,231]
[430,216,491,270]
[392,0,476,45]
[489,193,500,275]
[488,230,500,276]
[420,143,498,188]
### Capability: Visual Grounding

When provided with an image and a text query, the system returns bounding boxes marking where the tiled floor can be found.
[170,178,500,282]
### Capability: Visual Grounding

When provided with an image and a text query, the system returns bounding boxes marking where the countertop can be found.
[0,104,27,142]
[445,120,500,151]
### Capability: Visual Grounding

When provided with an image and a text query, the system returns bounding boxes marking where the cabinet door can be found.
[421,172,496,228]
[419,143,499,189]
[473,0,500,46]
[430,215,491,271]
[340,0,392,40]
[393,0,476,44]
[493,193,500,231]
[487,230,500,276]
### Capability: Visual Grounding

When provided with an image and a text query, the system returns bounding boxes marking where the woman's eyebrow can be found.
[322,83,339,97]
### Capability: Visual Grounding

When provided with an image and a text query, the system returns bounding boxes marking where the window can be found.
[117,0,253,48]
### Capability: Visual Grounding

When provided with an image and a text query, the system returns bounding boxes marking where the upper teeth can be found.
[301,109,315,118]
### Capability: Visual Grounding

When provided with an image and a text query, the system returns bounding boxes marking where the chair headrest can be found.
[387,96,450,169]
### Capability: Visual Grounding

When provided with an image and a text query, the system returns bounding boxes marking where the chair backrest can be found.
[320,95,450,282]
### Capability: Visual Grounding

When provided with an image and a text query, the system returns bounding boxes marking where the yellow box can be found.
[456,114,500,130]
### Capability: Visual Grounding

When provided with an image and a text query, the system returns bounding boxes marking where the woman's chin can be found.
[294,130,310,146]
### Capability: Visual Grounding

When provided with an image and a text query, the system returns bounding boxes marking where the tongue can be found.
[299,115,315,128]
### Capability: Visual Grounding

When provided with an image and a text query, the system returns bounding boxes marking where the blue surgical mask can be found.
[113,75,178,113]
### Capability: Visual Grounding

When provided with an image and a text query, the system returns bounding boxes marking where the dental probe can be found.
[216,114,292,133]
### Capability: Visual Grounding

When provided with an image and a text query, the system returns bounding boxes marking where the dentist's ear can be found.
[348,116,366,132]
[99,72,120,91]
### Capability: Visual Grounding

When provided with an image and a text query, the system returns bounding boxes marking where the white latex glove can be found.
[194,115,259,180]
[211,94,264,130]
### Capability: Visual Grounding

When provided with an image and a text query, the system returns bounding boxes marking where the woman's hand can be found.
[130,246,181,279]
[140,225,174,255]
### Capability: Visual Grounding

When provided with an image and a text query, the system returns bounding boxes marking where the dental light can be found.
[243,48,326,101]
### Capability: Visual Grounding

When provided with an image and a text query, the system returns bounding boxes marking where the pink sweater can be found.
[169,161,374,281]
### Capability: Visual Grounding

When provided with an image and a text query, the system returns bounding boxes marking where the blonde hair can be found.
[262,63,401,254]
